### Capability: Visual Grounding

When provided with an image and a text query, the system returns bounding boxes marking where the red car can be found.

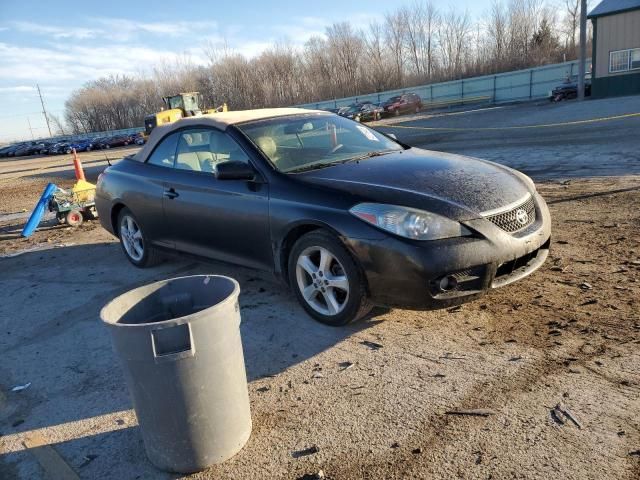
[382,93,423,117]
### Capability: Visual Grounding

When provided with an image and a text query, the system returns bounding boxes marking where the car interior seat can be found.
[255,136,279,164]
[175,134,202,172]
[210,133,248,165]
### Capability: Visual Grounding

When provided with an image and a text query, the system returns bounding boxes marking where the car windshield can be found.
[237,113,403,173]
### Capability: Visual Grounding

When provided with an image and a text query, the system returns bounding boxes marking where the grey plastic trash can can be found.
[100,275,251,473]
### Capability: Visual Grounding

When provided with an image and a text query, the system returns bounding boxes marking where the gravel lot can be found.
[1,99,639,480]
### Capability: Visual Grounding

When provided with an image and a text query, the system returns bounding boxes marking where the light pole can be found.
[578,0,587,100]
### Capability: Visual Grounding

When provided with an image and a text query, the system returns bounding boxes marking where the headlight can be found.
[349,203,471,240]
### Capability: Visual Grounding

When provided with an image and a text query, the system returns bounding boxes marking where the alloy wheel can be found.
[120,215,144,262]
[295,246,350,316]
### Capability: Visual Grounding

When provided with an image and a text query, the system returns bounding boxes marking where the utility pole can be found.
[578,0,587,100]
[36,84,53,137]
[27,117,35,140]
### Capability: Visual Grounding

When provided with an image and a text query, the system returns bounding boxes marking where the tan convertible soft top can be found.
[132,107,325,162]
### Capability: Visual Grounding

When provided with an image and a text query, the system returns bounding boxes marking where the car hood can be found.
[295,148,533,221]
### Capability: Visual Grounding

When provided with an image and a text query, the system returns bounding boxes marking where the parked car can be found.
[12,142,44,157]
[0,144,19,157]
[99,134,133,149]
[38,141,59,155]
[2,143,28,157]
[338,103,383,122]
[67,139,94,152]
[382,93,423,117]
[48,142,72,155]
[131,132,146,145]
[96,109,551,326]
[549,75,592,101]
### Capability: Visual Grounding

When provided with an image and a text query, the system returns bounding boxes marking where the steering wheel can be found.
[330,143,344,154]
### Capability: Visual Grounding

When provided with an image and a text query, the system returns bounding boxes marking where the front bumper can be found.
[344,192,551,309]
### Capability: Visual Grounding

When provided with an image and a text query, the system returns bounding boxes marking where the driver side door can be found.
[162,127,273,270]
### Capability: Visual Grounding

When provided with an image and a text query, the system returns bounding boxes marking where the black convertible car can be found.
[96,108,550,325]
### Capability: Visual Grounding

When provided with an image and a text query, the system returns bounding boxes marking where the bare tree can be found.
[385,10,407,86]
[438,9,471,78]
[403,2,439,80]
[64,0,573,132]
[325,22,364,96]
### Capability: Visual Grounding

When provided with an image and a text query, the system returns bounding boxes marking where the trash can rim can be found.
[100,274,240,328]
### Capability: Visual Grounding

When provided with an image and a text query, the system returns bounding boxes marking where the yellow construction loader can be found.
[143,92,227,136]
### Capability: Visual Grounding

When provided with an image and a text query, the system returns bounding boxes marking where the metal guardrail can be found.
[298,60,585,111]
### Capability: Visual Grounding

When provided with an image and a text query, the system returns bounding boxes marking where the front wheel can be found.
[288,230,372,326]
[117,208,161,267]
[66,210,83,227]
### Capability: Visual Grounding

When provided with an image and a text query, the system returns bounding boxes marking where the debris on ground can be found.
[360,340,383,350]
[412,447,423,454]
[292,445,320,458]
[79,454,99,468]
[444,408,495,417]
[297,471,326,480]
[550,403,583,429]
[338,361,354,371]
[10,382,31,392]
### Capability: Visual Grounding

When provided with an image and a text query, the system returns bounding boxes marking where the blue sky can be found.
[0,0,490,142]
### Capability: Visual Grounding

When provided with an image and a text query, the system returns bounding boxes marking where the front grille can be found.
[485,195,536,233]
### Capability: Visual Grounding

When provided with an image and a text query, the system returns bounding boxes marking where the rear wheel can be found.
[288,230,371,326]
[117,208,161,267]
[66,210,83,227]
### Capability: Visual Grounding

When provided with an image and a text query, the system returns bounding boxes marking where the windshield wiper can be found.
[341,149,398,163]
[287,162,335,173]
[287,150,398,173]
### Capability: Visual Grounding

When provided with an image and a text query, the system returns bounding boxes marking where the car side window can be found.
[175,128,249,173]
[147,132,178,168]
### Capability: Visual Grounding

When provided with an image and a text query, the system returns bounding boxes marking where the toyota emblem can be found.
[515,208,529,225]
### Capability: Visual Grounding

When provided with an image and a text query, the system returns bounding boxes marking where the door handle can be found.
[164,188,179,199]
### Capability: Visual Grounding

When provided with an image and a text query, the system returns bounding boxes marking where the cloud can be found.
[0,85,36,93]
[272,16,329,45]
[0,42,185,83]
[7,18,219,43]
[11,21,100,40]
[90,17,219,42]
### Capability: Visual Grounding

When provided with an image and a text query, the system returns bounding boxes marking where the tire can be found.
[117,208,161,268]
[105,144,111,149]
[56,212,66,224]
[288,230,372,326]
[394,109,400,117]
[415,106,420,113]
[66,210,83,227]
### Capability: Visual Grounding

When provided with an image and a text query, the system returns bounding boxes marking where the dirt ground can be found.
[1,170,638,479]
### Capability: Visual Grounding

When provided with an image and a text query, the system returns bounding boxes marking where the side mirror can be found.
[388,133,397,140]
[214,161,256,180]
